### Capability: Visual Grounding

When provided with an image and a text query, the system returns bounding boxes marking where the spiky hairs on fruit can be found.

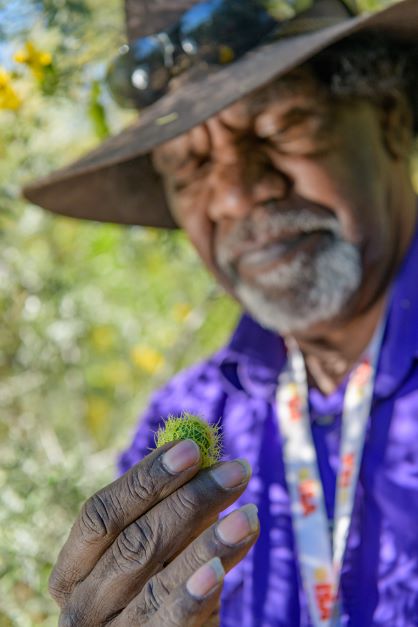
[155,412,222,468]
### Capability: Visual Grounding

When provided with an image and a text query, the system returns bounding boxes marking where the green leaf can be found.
[88,80,110,139]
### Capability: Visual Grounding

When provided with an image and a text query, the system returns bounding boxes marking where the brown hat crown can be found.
[24,0,417,228]
[125,0,195,41]
[125,0,358,42]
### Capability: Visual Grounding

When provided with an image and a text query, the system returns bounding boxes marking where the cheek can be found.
[272,145,387,248]
[170,183,217,272]
[292,158,369,241]
[170,184,240,296]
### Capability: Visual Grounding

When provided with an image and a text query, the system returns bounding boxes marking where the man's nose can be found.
[208,159,291,222]
[208,161,253,221]
[206,116,290,221]
[205,117,252,221]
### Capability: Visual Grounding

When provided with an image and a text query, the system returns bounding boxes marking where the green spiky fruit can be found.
[155,412,222,468]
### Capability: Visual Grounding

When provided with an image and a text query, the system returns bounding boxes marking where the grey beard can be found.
[233,238,362,335]
[215,207,362,335]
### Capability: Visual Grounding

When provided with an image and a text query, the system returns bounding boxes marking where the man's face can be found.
[153,69,410,335]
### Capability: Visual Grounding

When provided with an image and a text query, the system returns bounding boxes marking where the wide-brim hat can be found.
[23,0,418,229]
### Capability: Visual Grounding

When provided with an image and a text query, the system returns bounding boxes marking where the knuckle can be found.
[126,466,156,502]
[48,566,74,607]
[126,450,170,503]
[141,577,168,617]
[112,518,156,572]
[79,492,120,539]
[48,570,64,605]
[182,545,207,574]
[170,488,199,517]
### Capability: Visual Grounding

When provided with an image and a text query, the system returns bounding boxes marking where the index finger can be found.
[49,439,201,605]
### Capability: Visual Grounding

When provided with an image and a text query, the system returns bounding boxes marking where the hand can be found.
[50,439,259,626]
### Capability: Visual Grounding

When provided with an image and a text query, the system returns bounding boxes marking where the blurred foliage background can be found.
[0,0,414,624]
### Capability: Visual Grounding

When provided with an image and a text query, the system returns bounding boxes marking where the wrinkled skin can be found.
[153,68,416,390]
[51,441,258,625]
[51,68,416,625]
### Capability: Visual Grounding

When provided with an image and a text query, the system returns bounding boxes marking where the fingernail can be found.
[162,439,200,474]
[186,557,225,599]
[210,459,251,489]
[216,504,259,545]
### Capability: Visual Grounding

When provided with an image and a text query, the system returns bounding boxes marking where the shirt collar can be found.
[227,313,285,371]
[221,215,418,400]
[220,314,286,399]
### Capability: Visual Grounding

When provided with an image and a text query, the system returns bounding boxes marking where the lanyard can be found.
[276,320,385,627]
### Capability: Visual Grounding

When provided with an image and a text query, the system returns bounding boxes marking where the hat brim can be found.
[23,0,418,228]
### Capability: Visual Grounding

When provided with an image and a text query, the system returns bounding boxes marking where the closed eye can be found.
[264,116,336,157]
[172,157,211,192]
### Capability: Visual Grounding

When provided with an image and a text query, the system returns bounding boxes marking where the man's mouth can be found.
[236,230,332,279]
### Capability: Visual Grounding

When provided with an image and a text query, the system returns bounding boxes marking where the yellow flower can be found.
[14,41,52,81]
[38,51,52,66]
[0,67,21,110]
[13,51,27,64]
[0,68,9,86]
[131,345,165,374]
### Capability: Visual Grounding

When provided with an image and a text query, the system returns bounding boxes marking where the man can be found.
[24,0,418,625]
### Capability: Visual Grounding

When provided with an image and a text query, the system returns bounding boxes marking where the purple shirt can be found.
[119,223,418,626]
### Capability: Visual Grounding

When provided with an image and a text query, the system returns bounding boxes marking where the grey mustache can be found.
[237,207,340,240]
[217,207,340,266]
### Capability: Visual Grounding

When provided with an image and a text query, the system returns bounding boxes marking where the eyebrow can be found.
[218,102,321,138]
[255,105,322,137]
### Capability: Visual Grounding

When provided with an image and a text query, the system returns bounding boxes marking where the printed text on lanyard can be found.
[276,319,385,627]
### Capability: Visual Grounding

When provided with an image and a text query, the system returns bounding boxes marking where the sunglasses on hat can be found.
[107,0,357,109]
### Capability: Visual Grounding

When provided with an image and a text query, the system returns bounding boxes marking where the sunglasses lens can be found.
[107,37,172,108]
[179,0,277,64]
[107,0,307,109]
